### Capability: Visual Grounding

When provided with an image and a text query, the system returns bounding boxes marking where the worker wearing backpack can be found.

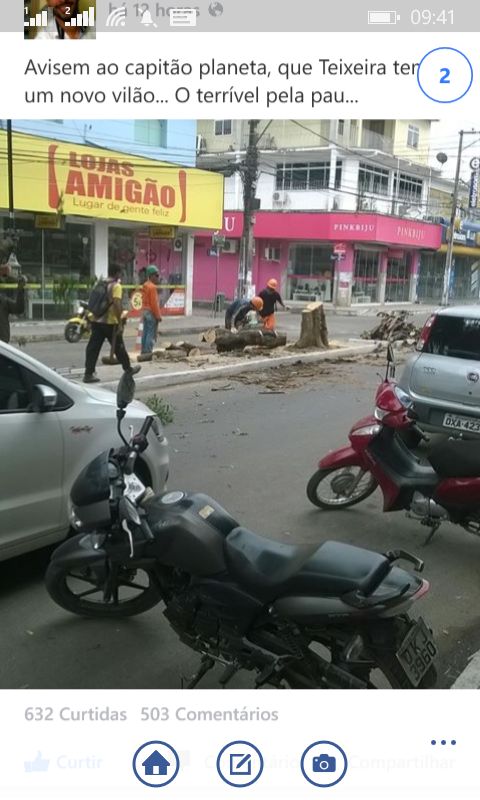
[83,266,140,383]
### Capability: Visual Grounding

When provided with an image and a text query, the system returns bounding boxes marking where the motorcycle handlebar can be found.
[138,416,154,439]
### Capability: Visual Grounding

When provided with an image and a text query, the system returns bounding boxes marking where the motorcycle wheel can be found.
[45,559,162,618]
[307,466,377,509]
[64,322,83,344]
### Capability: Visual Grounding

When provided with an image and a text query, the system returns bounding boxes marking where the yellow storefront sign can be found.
[35,213,63,229]
[0,131,224,230]
[148,225,176,239]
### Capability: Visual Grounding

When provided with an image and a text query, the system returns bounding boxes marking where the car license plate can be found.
[443,413,480,433]
[396,618,437,687]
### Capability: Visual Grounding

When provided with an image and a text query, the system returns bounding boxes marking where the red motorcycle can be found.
[307,346,480,544]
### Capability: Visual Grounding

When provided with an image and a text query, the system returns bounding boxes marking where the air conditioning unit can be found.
[263,135,277,150]
[264,246,281,262]
[222,239,238,254]
[196,135,207,154]
[173,237,183,252]
[272,191,291,209]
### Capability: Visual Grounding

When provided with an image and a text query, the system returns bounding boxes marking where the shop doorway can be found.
[386,255,410,302]
[353,250,379,303]
[416,253,443,303]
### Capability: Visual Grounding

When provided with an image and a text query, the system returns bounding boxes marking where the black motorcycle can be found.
[45,373,437,690]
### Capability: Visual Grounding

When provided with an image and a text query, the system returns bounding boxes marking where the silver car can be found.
[400,306,480,437]
[0,341,169,561]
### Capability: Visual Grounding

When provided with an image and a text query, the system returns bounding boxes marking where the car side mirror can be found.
[32,384,58,413]
[117,371,135,410]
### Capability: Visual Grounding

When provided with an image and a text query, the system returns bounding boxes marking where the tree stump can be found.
[295,302,329,349]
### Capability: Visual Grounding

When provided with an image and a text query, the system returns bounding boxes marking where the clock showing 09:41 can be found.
[411,9,454,25]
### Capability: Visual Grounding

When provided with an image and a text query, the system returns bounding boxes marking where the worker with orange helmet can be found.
[258,278,287,331]
[225,296,264,332]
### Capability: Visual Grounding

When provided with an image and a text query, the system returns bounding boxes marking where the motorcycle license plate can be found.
[396,618,437,687]
[443,413,480,433]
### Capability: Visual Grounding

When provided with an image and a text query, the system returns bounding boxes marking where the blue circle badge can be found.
[417,47,473,103]
[216,740,264,788]
[132,741,180,788]
[300,740,348,788]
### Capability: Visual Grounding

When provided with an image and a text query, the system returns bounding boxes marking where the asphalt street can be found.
[20,313,387,371]
[1,358,479,690]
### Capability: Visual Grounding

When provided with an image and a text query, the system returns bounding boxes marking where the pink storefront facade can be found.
[194,211,443,307]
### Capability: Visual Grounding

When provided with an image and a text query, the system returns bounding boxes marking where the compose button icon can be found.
[217,740,264,787]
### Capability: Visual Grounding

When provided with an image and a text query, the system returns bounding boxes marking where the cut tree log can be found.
[164,340,199,355]
[294,302,329,349]
[200,327,225,345]
[215,329,287,353]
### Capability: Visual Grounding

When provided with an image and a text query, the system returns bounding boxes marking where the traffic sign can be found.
[470,157,480,171]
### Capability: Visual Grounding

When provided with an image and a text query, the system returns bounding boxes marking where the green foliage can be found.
[144,394,174,425]
[52,276,77,307]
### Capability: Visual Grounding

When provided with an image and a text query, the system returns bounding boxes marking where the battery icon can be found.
[368,10,400,24]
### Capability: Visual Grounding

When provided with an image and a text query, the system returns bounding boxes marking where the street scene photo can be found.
[1,116,480,691]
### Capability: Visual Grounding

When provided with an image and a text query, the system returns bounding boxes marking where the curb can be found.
[10,325,217,346]
[94,344,377,391]
[451,652,480,689]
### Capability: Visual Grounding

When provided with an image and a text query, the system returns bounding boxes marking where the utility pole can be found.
[441,129,480,306]
[237,119,259,298]
[6,119,14,234]
[1,119,20,274]
[442,130,464,306]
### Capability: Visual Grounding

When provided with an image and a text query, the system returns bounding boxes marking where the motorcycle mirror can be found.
[387,343,395,364]
[117,371,135,410]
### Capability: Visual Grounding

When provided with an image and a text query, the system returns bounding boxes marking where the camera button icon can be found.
[300,741,348,788]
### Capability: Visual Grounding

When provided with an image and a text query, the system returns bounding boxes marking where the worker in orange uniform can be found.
[258,278,288,331]
[140,265,162,359]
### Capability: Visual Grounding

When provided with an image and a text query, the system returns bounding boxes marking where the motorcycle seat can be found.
[224,527,391,600]
[428,438,480,478]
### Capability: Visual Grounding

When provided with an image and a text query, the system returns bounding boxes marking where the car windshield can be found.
[425,316,480,360]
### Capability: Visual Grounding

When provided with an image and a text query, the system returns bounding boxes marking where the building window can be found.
[393,172,423,203]
[358,163,390,195]
[407,124,420,149]
[337,120,345,136]
[287,245,334,302]
[276,161,342,191]
[134,120,167,147]
[214,120,232,136]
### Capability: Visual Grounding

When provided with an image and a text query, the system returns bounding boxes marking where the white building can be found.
[197,119,436,219]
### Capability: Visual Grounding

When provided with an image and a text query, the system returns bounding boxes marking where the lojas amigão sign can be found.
[0,131,224,230]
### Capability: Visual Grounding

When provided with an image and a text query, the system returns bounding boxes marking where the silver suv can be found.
[400,306,480,437]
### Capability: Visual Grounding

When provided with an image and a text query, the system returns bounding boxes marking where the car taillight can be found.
[416,314,436,352]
